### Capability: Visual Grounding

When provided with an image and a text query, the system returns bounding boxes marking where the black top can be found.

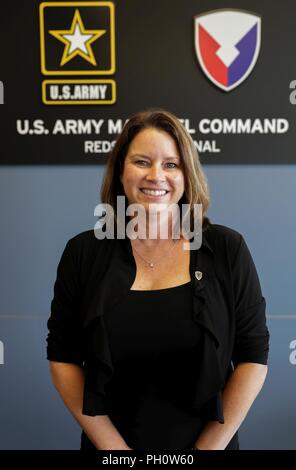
[47,222,269,450]
[103,281,202,450]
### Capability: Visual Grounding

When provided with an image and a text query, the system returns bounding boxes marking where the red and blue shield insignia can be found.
[194,9,261,91]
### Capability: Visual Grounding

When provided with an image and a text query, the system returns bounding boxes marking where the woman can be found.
[47,109,269,450]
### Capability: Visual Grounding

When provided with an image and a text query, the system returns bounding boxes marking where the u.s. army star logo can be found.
[49,9,106,66]
[39,1,115,75]
[39,2,116,105]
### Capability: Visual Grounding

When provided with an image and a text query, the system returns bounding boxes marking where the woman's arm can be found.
[193,362,268,450]
[49,361,132,450]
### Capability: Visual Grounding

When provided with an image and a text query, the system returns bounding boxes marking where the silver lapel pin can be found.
[195,271,203,280]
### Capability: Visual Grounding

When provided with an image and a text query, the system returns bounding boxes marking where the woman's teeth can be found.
[141,189,168,196]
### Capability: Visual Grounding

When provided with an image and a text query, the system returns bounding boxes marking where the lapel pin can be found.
[195,271,203,280]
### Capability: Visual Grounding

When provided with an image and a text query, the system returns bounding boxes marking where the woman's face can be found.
[120,127,185,211]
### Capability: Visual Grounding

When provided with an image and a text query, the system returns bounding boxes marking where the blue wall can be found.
[0,164,295,449]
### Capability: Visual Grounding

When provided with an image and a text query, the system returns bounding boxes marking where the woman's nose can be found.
[146,164,165,181]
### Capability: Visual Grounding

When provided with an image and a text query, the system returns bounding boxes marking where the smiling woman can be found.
[47,108,269,451]
[101,109,210,239]
[120,127,184,209]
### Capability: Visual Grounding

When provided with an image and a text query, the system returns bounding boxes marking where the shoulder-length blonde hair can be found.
[101,109,210,231]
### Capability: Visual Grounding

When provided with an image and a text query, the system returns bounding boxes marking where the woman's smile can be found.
[140,188,170,198]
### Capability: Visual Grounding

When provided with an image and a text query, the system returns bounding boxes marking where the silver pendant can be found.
[149,262,154,268]
[195,270,203,280]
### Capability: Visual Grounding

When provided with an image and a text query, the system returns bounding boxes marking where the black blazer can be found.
[47,221,269,424]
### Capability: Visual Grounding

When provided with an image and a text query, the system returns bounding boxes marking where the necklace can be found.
[131,238,179,268]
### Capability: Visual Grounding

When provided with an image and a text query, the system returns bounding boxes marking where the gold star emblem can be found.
[49,9,106,66]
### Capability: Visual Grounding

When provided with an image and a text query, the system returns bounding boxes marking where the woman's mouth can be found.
[140,188,169,197]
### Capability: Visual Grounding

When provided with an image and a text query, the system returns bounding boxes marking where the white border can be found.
[194,8,261,92]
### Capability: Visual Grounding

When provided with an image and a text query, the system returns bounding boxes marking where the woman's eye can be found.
[166,162,177,168]
[135,160,178,168]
